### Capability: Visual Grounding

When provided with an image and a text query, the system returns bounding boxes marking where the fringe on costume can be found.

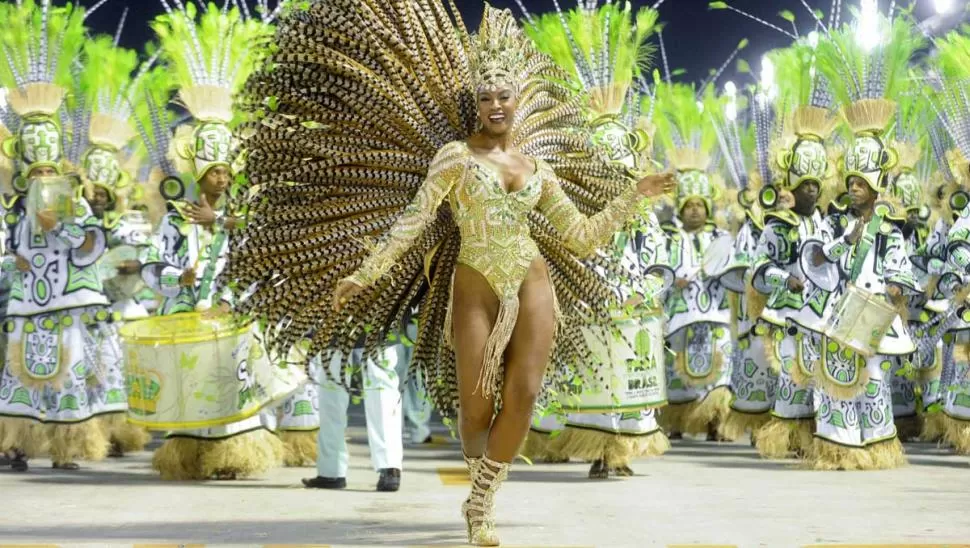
[280,430,318,467]
[920,412,946,443]
[47,421,110,463]
[754,417,814,459]
[554,427,670,468]
[941,414,970,455]
[682,386,733,436]
[153,429,284,481]
[100,414,152,453]
[0,416,51,457]
[805,436,906,471]
[606,430,670,467]
[520,429,569,463]
[658,401,698,434]
[719,409,771,441]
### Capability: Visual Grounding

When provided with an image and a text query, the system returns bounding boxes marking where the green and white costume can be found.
[0,0,112,465]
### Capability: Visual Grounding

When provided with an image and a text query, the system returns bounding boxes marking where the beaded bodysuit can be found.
[348,141,643,396]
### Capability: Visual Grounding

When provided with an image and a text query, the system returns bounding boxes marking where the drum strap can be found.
[847,214,882,283]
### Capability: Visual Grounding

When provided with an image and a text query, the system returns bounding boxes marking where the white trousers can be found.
[394,322,433,443]
[317,347,404,478]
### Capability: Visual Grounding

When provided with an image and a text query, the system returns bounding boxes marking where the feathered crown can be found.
[0,0,90,186]
[153,0,274,182]
[654,81,722,214]
[815,13,923,193]
[471,7,528,93]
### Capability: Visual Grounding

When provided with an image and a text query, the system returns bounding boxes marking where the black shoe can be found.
[376,468,401,492]
[302,476,346,489]
[0,453,10,467]
[11,457,28,472]
[588,459,608,480]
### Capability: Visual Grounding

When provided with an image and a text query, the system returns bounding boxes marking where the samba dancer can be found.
[800,16,922,469]
[654,83,735,441]
[226,4,673,544]
[748,42,839,459]
[926,31,970,455]
[713,78,778,443]
[518,1,671,480]
[71,34,158,458]
[885,103,939,442]
[140,3,283,480]
[0,0,111,472]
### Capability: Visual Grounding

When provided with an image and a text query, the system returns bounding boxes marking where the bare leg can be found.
[486,259,556,463]
[453,264,499,458]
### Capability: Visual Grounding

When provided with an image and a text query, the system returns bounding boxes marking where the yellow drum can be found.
[560,314,668,413]
[824,285,897,357]
[119,313,306,430]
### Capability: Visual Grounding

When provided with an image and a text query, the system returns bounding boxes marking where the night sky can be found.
[86,0,948,88]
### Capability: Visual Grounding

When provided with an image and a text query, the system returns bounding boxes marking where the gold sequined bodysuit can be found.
[347,141,643,396]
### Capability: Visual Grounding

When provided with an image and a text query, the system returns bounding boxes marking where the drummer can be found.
[748,105,838,461]
[802,106,919,470]
[0,17,115,472]
[139,3,282,480]
[658,148,735,442]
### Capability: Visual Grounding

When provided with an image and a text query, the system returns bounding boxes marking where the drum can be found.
[119,313,306,430]
[823,285,897,357]
[100,245,143,300]
[560,314,668,413]
[26,176,76,229]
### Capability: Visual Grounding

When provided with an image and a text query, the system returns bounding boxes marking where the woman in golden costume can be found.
[224,3,671,545]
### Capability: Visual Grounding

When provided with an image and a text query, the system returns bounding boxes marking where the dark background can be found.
[87,0,949,86]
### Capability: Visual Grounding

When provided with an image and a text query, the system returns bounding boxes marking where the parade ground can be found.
[0,410,969,548]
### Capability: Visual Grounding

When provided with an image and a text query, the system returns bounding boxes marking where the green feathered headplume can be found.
[524,2,657,115]
[814,15,923,133]
[152,1,275,123]
[0,0,87,116]
[77,36,142,150]
[934,25,970,80]
[653,74,720,171]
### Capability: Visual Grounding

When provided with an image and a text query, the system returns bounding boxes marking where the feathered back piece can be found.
[0,0,88,185]
[223,2,634,416]
[522,1,657,116]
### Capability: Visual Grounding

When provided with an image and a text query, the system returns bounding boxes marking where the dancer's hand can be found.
[637,171,676,198]
[333,279,364,312]
[36,209,57,232]
[117,260,142,275]
[185,195,217,228]
[845,222,864,245]
[179,269,197,288]
[886,284,902,300]
[674,278,690,290]
[811,249,826,267]
[15,256,30,273]
[787,277,804,293]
